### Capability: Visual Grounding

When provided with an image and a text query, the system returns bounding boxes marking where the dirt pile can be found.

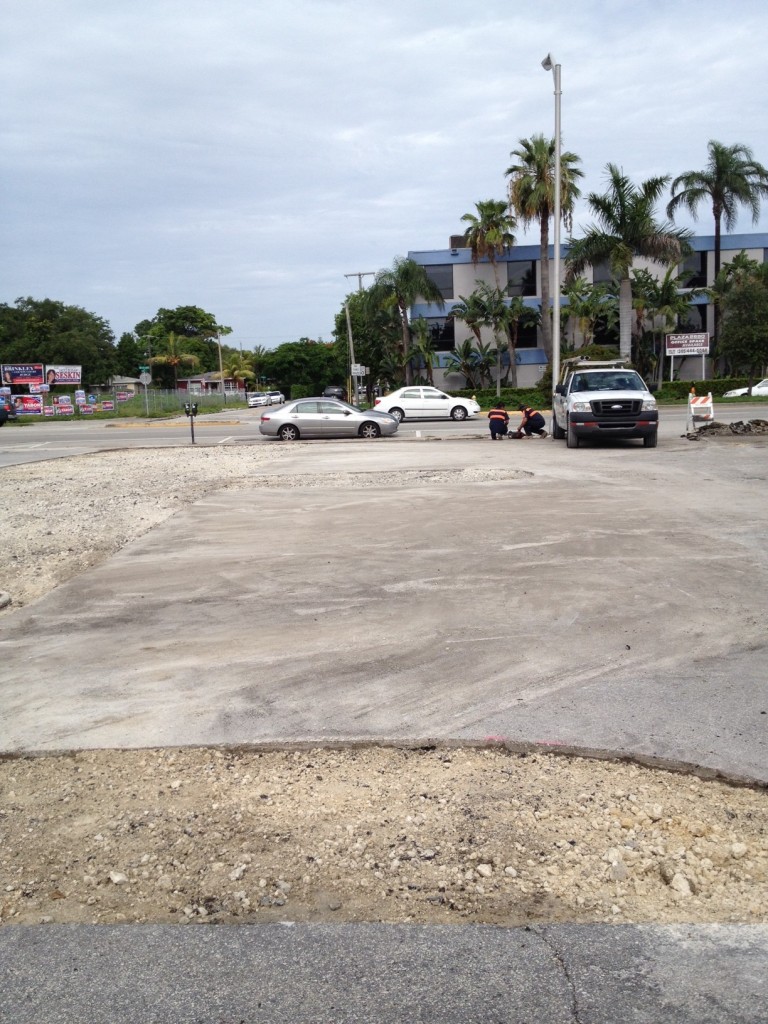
[1,747,766,928]
[685,418,768,439]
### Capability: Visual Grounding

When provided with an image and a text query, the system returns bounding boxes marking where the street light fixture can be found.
[542,52,562,413]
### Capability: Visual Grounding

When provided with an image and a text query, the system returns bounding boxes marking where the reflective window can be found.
[592,260,613,285]
[296,401,321,413]
[507,261,536,297]
[401,389,422,399]
[425,316,455,351]
[424,265,454,299]
[679,251,706,288]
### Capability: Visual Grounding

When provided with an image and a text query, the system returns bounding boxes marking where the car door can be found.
[319,400,355,436]
[395,387,426,418]
[420,388,453,419]
[290,400,327,437]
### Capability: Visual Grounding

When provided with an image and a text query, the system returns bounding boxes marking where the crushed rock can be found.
[684,419,768,440]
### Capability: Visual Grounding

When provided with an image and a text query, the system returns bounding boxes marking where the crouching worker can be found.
[488,400,509,439]
[513,404,548,439]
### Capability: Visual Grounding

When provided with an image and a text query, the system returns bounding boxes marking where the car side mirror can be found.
[648,382,658,393]
[555,384,566,395]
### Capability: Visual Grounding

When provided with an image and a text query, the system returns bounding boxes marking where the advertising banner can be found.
[54,404,75,416]
[54,394,72,406]
[665,332,709,356]
[79,405,94,415]
[116,392,130,402]
[43,406,55,417]
[12,395,44,415]
[2,364,44,386]
[100,400,115,411]
[45,365,82,385]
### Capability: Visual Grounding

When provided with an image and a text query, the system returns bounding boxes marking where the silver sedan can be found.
[259,398,399,441]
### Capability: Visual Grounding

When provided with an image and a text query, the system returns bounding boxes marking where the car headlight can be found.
[571,401,591,411]
[641,399,657,411]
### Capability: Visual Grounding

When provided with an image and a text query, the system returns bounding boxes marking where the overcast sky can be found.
[3,0,768,351]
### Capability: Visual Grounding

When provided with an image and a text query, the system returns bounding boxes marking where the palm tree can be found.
[223,352,255,393]
[369,257,445,384]
[667,141,768,280]
[631,267,702,385]
[150,331,200,389]
[409,318,437,384]
[460,199,517,289]
[667,141,768,338]
[444,339,482,390]
[506,133,583,362]
[563,278,618,350]
[566,164,692,360]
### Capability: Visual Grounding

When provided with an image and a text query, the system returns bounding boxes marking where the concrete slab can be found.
[1,437,766,783]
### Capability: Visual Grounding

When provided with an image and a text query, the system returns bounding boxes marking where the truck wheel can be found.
[566,422,580,448]
[643,430,658,448]
[552,415,565,440]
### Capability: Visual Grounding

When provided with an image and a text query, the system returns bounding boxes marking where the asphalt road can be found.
[0,402,760,468]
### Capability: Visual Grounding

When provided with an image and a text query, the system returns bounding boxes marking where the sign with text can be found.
[45,365,82,385]
[2,363,44,385]
[665,332,709,356]
[12,395,43,415]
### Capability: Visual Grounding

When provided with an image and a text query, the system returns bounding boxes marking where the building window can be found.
[679,251,706,288]
[679,305,706,332]
[424,265,454,300]
[507,261,536,297]
[516,319,538,348]
[592,260,613,286]
[425,316,455,351]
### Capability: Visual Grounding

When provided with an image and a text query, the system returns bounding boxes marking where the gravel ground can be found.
[1,445,766,928]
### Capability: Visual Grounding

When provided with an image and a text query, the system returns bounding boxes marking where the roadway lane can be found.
[0,403,764,468]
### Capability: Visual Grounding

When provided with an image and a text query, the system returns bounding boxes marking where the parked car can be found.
[247,392,271,408]
[0,397,18,426]
[374,387,481,422]
[322,385,346,400]
[266,390,285,404]
[259,398,399,441]
[723,379,768,398]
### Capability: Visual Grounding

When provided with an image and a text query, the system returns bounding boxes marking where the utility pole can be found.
[344,272,375,404]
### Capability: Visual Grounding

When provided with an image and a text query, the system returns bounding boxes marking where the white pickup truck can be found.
[552,359,659,448]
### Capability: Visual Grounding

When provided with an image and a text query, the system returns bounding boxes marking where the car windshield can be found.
[572,372,645,392]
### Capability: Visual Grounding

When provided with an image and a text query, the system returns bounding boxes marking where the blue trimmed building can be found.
[407,232,768,388]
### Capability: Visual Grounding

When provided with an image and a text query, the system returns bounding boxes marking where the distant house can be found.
[177,372,243,396]
[106,375,141,394]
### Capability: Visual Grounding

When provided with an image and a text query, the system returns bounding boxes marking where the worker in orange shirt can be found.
[513,404,548,439]
[488,400,509,439]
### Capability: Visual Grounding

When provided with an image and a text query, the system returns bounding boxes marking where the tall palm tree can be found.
[667,141,768,279]
[506,133,583,362]
[451,291,487,348]
[667,140,768,336]
[444,339,481,390]
[369,257,445,384]
[223,352,255,393]
[566,164,692,360]
[150,331,200,389]
[460,199,517,289]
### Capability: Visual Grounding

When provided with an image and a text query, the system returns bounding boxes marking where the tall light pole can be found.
[217,332,226,403]
[542,53,562,407]
[344,272,374,404]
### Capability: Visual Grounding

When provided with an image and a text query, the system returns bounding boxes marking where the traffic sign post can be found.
[139,371,152,417]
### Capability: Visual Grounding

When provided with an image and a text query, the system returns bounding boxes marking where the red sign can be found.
[12,395,44,415]
[45,365,82,385]
[54,404,75,416]
[100,401,115,411]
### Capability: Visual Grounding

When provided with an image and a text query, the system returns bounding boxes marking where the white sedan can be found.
[723,379,768,398]
[374,387,480,422]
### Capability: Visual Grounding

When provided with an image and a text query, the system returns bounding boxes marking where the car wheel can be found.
[389,407,405,423]
[359,421,381,439]
[566,422,580,448]
[278,424,300,441]
[552,415,566,440]
[643,429,658,448]
[450,406,468,421]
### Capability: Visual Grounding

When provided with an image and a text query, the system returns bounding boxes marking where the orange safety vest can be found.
[489,407,509,422]
[520,406,539,421]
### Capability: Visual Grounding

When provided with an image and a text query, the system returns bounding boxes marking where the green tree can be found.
[409,318,437,385]
[563,278,618,350]
[631,267,705,384]
[263,339,344,393]
[135,306,232,373]
[114,332,145,377]
[506,133,583,361]
[333,289,402,394]
[150,331,200,388]
[368,258,445,385]
[566,164,691,360]
[222,352,255,391]
[444,339,482,391]
[460,199,516,290]
[0,297,116,384]
[667,141,768,281]
[718,259,768,385]
[451,291,487,348]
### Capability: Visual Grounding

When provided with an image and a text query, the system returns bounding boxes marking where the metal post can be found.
[344,272,374,405]
[542,54,562,408]
[217,333,226,403]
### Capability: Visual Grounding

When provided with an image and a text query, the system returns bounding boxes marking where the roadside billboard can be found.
[45,365,82,385]
[2,363,44,386]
